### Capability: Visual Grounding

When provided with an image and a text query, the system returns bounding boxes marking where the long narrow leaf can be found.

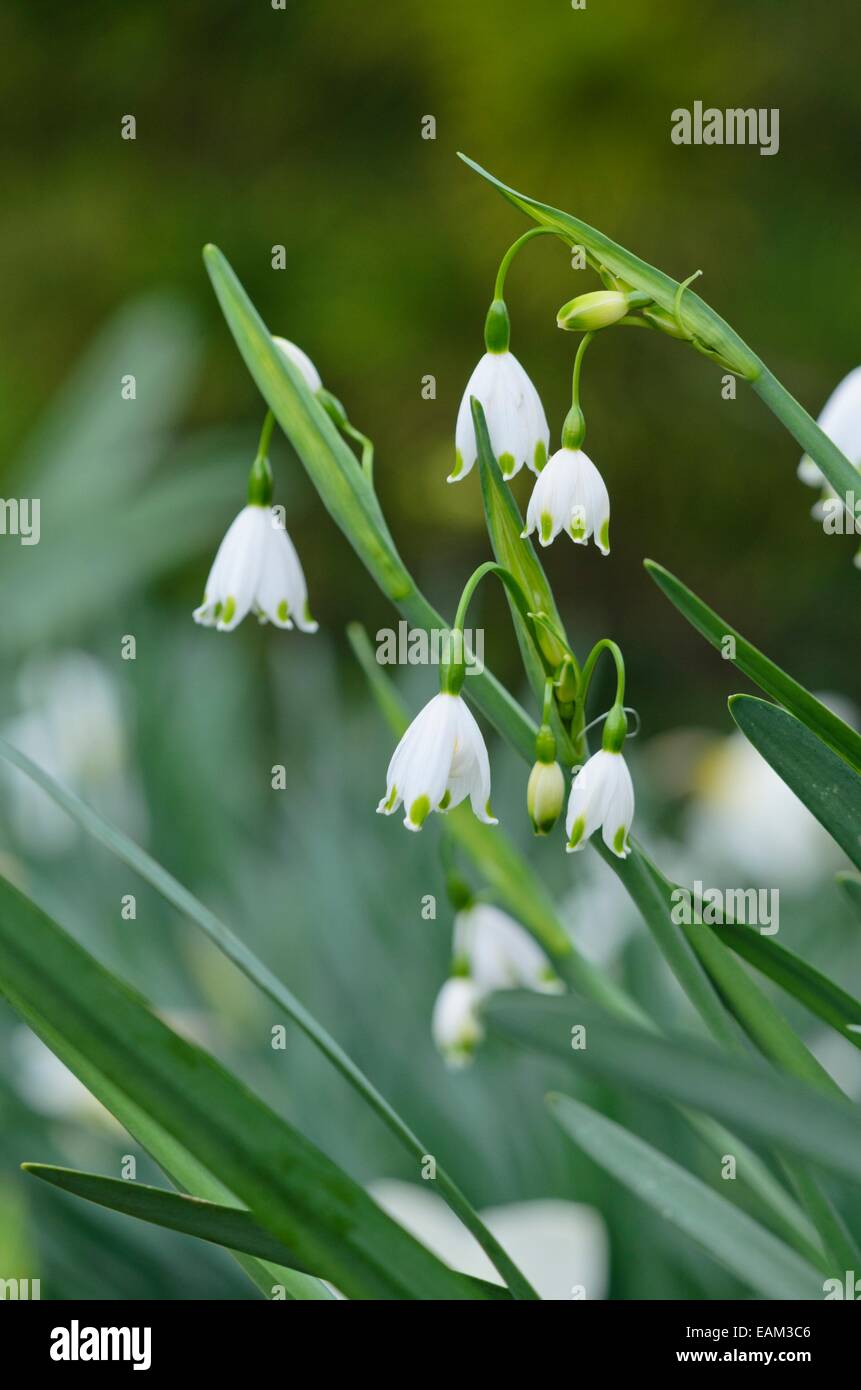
[645,561,861,774]
[548,1095,823,1300]
[0,875,504,1300]
[0,736,535,1299]
[729,697,861,872]
[484,991,861,1186]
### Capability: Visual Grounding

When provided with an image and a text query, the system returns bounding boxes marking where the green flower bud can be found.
[527,757,566,835]
[557,290,629,332]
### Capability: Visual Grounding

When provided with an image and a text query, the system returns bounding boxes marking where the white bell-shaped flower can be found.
[377,692,497,832]
[566,749,634,858]
[523,447,610,553]
[193,504,318,634]
[453,903,562,994]
[272,336,323,393]
[450,351,549,483]
[431,977,484,1067]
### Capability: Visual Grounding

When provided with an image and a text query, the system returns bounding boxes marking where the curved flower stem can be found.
[445,561,551,695]
[572,639,626,758]
[570,331,594,413]
[493,226,562,301]
[256,409,276,461]
[343,421,375,482]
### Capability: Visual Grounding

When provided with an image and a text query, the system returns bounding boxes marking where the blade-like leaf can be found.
[645,561,861,774]
[729,696,861,872]
[484,992,861,1186]
[837,873,861,921]
[22,1166,512,1302]
[11,994,328,1300]
[719,921,861,1051]
[547,1095,823,1300]
[0,874,505,1300]
[0,735,536,1299]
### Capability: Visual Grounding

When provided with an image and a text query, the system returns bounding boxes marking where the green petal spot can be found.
[540,512,553,543]
[213,600,223,618]
[451,953,470,978]
[598,518,610,552]
[534,439,547,473]
[409,795,431,828]
[499,452,516,478]
[303,601,316,625]
[277,600,290,623]
[569,517,586,541]
[450,450,464,480]
[384,784,398,811]
[613,825,627,854]
[221,596,236,625]
[567,815,585,849]
[438,790,451,811]
[484,799,494,819]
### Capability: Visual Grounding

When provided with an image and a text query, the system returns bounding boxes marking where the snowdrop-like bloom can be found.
[431,977,484,1067]
[450,351,549,483]
[522,447,610,553]
[377,692,497,831]
[272,335,323,393]
[566,749,634,858]
[453,903,562,994]
[193,504,318,633]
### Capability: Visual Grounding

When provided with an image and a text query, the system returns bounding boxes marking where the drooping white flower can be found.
[566,749,634,858]
[453,903,562,994]
[450,351,549,483]
[431,977,484,1067]
[377,692,497,831]
[522,447,610,553]
[193,504,318,633]
[272,336,323,393]
[369,1181,610,1301]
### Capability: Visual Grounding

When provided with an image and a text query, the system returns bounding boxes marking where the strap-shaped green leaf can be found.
[548,1095,823,1300]
[484,991,861,1186]
[730,696,861,872]
[0,874,504,1300]
[645,561,861,774]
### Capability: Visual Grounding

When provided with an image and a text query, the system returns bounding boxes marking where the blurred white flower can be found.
[1,651,143,855]
[566,749,634,858]
[522,447,610,552]
[377,692,496,831]
[272,335,323,393]
[454,902,561,995]
[11,1028,115,1126]
[450,352,549,483]
[193,504,318,634]
[687,724,845,885]
[431,977,484,1067]
[370,1180,610,1301]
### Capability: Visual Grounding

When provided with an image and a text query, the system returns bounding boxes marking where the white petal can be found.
[568,450,610,553]
[565,750,616,851]
[600,753,635,858]
[524,449,578,546]
[431,977,484,1064]
[455,903,556,993]
[451,352,548,483]
[797,455,824,488]
[452,697,496,823]
[194,506,266,631]
[254,511,317,632]
[814,365,861,466]
[272,336,323,393]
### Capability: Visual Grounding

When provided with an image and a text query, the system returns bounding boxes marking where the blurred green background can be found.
[0,0,860,1300]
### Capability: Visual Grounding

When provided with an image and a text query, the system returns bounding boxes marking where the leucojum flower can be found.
[433,899,562,1066]
[377,691,496,832]
[566,703,635,859]
[797,364,861,567]
[194,342,320,633]
[450,234,550,483]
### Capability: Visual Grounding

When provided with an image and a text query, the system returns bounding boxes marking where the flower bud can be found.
[557,290,629,332]
[527,757,566,835]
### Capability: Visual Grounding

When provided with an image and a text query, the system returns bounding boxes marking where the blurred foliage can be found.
[0,0,860,1300]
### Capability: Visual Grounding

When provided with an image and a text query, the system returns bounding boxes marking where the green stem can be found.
[753,364,860,518]
[256,409,275,462]
[493,226,559,301]
[446,562,547,695]
[571,331,594,412]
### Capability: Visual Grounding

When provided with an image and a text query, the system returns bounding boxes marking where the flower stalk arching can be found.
[441,560,550,696]
[573,636,626,752]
